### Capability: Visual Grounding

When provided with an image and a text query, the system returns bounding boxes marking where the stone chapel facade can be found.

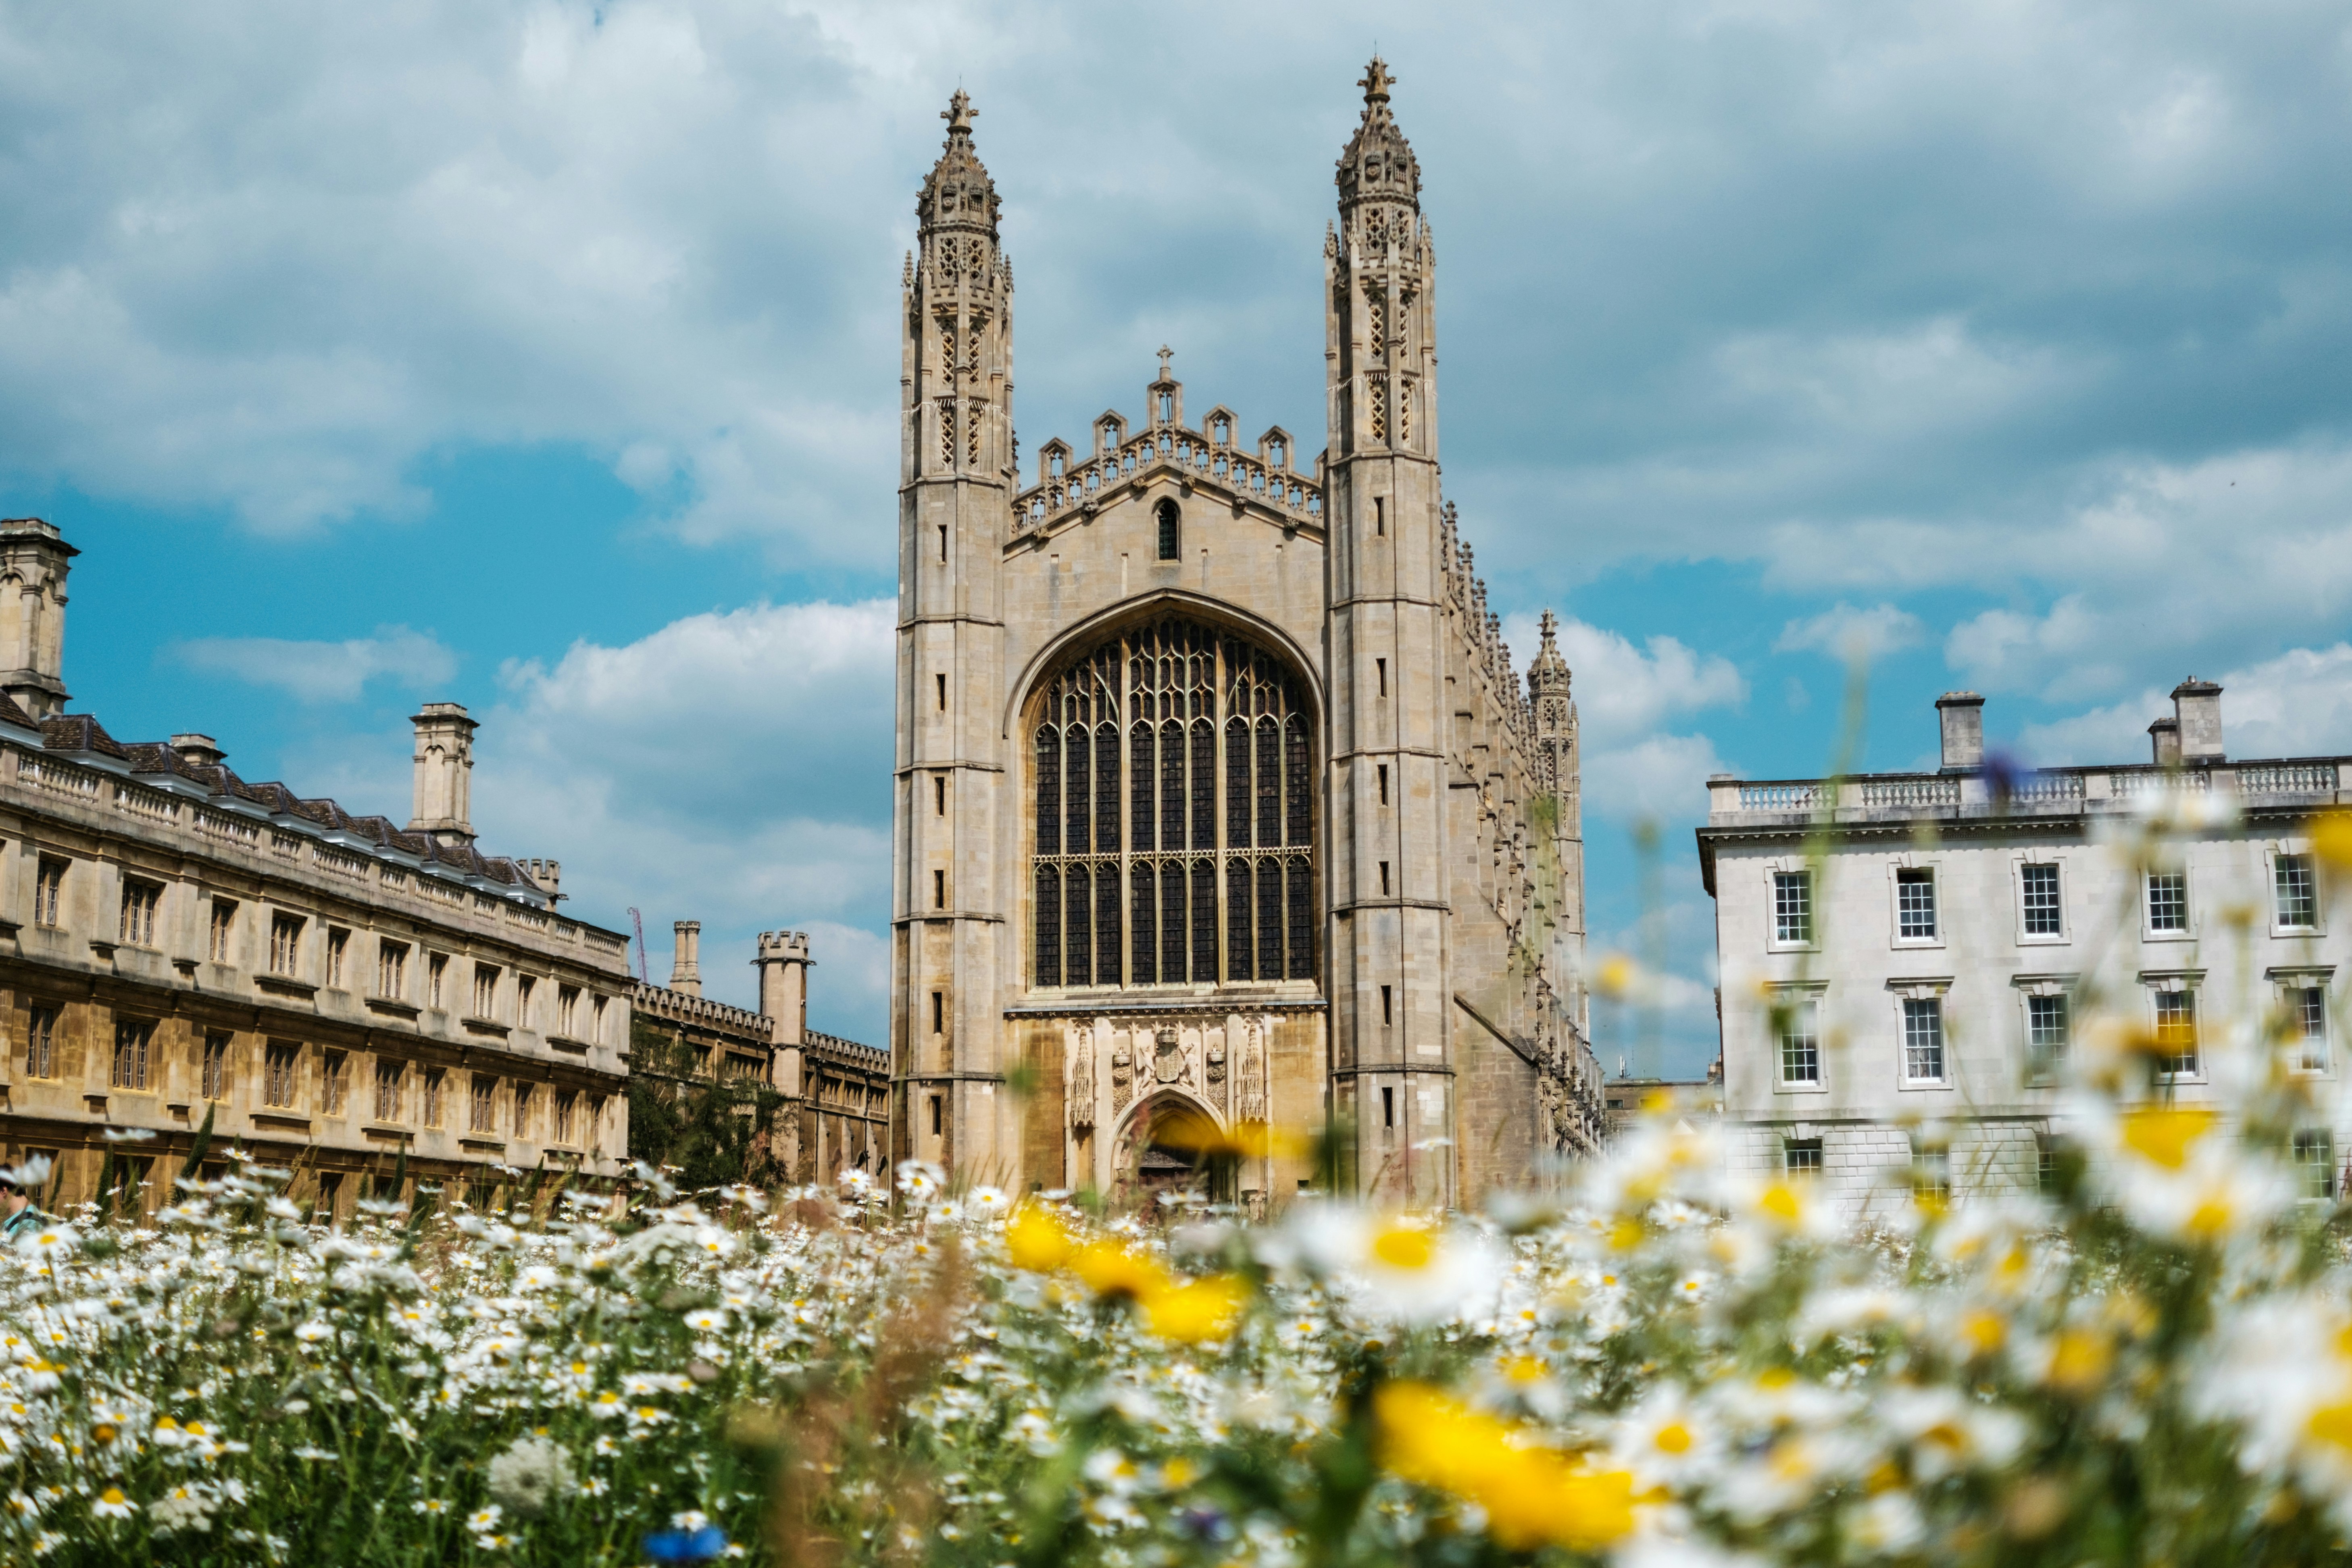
[890,64,1607,1210]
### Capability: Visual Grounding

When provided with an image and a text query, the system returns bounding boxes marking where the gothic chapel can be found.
[891,63,1607,1210]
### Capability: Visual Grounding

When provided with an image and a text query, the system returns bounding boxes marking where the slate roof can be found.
[38,713,552,900]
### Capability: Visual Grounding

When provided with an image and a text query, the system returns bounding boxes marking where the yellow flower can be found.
[1374,1382,1638,1550]
[1596,954,1635,1000]
[1139,1275,1248,1345]
[1958,1310,2006,1359]
[2308,1400,2352,1452]
[1003,1203,1077,1274]
[2119,1107,2218,1170]
[2309,809,2352,870]
[1370,1224,1435,1270]
[1070,1240,1170,1302]
[2046,1329,2112,1393]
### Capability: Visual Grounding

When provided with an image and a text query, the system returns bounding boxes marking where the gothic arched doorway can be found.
[1112,1094,1228,1211]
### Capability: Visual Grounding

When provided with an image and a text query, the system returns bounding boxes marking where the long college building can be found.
[0,517,632,1214]
[890,65,1606,1210]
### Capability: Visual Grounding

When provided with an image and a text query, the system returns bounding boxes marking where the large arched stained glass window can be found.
[1031,616,1315,989]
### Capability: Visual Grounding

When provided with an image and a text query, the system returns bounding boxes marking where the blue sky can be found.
[8,1,2352,1074]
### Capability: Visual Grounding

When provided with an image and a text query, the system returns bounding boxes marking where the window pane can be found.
[1284,717,1311,846]
[2027,993,2070,1068]
[1034,728,1060,855]
[2295,1130,2336,1199]
[1130,724,1156,852]
[1254,719,1280,846]
[1896,868,1936,939]
[1094,725,1121,854]
[1226,716,1252,848]
[1783,1138,1823,1176]
[2278,854,2318,928]
[1773,871,1812,945]
[1130,864,1157,985]
[2148,873,2188,933]
[2154,989,2198,1075]
[1034,866,1060,986]
[1191,862,1217,983]
[1256,859,1283,982]
[1226,860,1254,982]
[1160,721,1186,851]
[2021,863,2062,936]
[1777,995,1820,1085]
[1064,867,1092,986]
[1161,862,1187,981]
[1286,858,1315,980]
[1903,997,1944,1081]
[2297,986,2327,1071]
[1190,722,1215,850]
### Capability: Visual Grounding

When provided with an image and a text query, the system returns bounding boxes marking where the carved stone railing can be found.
[1860,777,1960,808]
[1015,425,1321,533]
[2241,762,2339,794]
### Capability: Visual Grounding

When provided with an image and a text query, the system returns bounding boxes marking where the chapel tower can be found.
[1321,58,1460,1204]
[892,91,1020,1174]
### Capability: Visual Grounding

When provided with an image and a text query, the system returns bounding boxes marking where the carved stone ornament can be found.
[1153,1027,1184,1085]
[1111,1042,1132,1117]
[1239,1020,1268,1124]
[1068,1025,1095,1132]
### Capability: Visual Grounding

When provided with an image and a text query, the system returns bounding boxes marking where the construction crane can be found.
[627,907,649,984]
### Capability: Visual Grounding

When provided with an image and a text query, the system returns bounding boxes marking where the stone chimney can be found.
[169,733,226,768]
[2173,677,2224,762]
[0,519,76,721]
[755,929,812,1098]
[2150,716,2182,767]
[519,858,561,901]
[670,920,702,996]
[1935,691,1985,771]
[408,703,478,846]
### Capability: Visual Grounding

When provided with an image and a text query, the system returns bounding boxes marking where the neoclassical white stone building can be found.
[889,66,1606,1208]
[1701,682,2352,1208]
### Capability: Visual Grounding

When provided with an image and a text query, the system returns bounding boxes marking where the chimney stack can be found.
[671,920,702,996]
[2149,716,2182,767]
[520,858,561,902]
[408,703,479,846]
[1935,691,1985,772]
[2172,677,2223,762]
[0,519,76,721]
[169,733,226,769]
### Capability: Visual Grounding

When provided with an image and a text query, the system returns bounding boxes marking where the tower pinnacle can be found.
[1338,54,1419,209]
[919,89,998,237]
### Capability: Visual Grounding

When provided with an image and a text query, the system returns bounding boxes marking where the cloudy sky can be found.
[5,1,2352,1074]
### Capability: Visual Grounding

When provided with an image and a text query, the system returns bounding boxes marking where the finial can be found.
[1156,344,1173,381]
[942,90,976,134]
[1540,609,1559,646]
[1358,56,1394,106]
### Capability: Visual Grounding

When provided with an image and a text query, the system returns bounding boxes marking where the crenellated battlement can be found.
[1012,374,1323,537]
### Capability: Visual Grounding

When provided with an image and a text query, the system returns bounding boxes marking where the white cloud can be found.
[169,626,457,702]
[1500,612,1745,747]
[2019,642,2352,771]
[1583,732,1731,824]
[278,597,898,1035]
[1775,601,1925,662]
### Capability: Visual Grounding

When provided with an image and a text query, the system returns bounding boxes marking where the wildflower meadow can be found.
[11,798,2352,1566]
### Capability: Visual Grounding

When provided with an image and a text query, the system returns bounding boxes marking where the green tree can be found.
[626,1018,789,1190]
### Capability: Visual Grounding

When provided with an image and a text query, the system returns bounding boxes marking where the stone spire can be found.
[1336,55,1421,212]
[1527,610,1571,698]
[919,89,999,239]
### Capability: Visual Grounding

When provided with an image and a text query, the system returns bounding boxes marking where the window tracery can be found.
[1030,617,1316,989]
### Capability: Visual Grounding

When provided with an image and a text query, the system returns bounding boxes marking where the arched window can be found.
[1029,616,1315,989]
[1155,500,1180,562]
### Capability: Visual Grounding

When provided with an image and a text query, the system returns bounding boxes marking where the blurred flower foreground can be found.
[16,821,2352,1565]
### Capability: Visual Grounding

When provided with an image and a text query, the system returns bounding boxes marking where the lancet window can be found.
[1031,616,1315,989]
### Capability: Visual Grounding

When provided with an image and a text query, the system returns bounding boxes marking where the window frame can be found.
[2014,857,2068,945]
[2269,966,2335,1075]
[118,877,163,949]
[373,1058,405,1123]
[262,1041,301,1110]
[2293,1128,2337,1200]
[2142,974,2205,1081]
[377,939,409,1000]
[1768,983,1827,1093]
[201,1031,231,1101]
[1782,1136,1824,1179]
[268,911,304,977]
[2270,847,2325,936]
[2143,868,2192,940]
[25,1005,57,1080]
[325,927,350,990]
[1888,979,1954,1090]
[32,856,67,929]
[111,1017,155,1092]
[1025,614,1318,992]
[206,898,237,963]
[1767,865,1817,952]
[1891,863,1942,947]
